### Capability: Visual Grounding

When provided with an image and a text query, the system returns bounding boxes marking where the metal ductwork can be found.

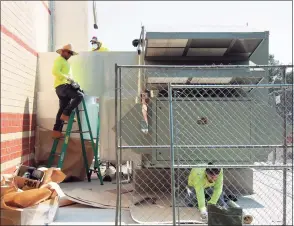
[93,1,98,29]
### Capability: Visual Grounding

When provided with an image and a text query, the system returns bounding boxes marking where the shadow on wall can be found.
[22,97,36,167]
[31,58,39,166]
[22,57,39,167]
[22,98,30,166]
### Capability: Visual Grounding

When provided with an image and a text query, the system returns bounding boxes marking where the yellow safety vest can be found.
[188,168,224,212]
[92,45,109,52]
[52,56,70,88]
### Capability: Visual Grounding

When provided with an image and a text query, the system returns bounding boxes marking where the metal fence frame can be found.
[114,64,293,226]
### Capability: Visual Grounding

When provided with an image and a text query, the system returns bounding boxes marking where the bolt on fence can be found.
[114,64,293,225]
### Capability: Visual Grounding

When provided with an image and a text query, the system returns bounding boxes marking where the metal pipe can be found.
[171,84,292,89]
[137,26,145,97]
[114,64,119,226]
[117,64,293,69]
[173,164,291,169]
[118,144,290,149]
[137,35,142,97]
[168,83,176,225]
[272,149,277,165]
[119,67,122,225]
[141,26,147,89]
[174,95,180,225]
[282,67,287,225]
[270,88,293,94]
[92,1,98,29]
[48,1,55,51]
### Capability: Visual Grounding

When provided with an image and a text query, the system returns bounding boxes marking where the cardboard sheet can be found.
[34,129,94,181]
[63,194,112,209]
[0,167,68,225]
[106,184,134,194]
[0,194,59,226]
[64,187,156,210]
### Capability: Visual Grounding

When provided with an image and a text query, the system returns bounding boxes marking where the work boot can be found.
[64,118,77,124]
[60,114,77,122]
[52,130,64,139]
[60,114,70,122]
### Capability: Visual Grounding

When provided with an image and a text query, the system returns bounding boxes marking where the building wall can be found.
[1,1,51,174]
[53,1,91,52]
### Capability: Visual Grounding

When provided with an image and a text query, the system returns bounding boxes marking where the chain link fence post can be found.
[114,63,119,226]
[168,82,176,225]
[282,66,287,226]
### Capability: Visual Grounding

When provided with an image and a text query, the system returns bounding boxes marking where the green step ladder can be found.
[88,110,103,178]
[47,98,104,184]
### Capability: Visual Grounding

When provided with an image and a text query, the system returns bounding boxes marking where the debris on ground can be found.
[0,165,73,225]
[64,183,157,209]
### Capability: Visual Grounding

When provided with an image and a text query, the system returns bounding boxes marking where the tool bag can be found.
[70,81,80,90]
[70,81,84,93]
[208,204,243,226]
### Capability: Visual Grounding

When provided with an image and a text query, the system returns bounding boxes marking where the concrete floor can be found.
[246,169,293,225]
[50,178,136,225]
[50,170,293,225]
[50,204,133,225]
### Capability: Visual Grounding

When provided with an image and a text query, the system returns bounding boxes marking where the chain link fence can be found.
[114,64,293,225]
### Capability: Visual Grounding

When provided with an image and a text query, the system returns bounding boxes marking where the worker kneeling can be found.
[186,162,228,221]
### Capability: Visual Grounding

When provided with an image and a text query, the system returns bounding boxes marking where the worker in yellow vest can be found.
[90,36,109,51]
[52,44,82,139]
[185,162,228,221]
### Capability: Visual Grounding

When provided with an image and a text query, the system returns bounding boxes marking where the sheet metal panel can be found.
[71,52,142,161]
[187,48,227,57]
[144,31,268,60]
[145,32,268,40]
[144,67,265,80]
[147,39,188,48]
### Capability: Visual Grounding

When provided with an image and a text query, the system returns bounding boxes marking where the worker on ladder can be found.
[185,162,228,221]
[90,36,108,51]
[52,44,83,139]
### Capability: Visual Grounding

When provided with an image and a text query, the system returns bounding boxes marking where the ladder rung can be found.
[74,130,90,134]
[79,109,85,112]
[62,130,89,134]
[64,121,77,125]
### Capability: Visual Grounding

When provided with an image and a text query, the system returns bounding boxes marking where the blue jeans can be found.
[184,186,228,209]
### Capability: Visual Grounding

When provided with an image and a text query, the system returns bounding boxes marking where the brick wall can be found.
[1,1,50,173]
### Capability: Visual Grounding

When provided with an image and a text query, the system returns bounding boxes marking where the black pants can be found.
[185,186,228,208]
[53,84,84,132]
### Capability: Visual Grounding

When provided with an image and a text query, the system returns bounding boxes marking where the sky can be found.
[94,1,293,64]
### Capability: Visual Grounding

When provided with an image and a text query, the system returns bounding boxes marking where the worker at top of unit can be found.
[52,44,83,139]
[186,162,227,220]
[90,36,108,51]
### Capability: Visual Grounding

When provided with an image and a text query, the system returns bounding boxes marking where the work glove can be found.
[66,77,74,83]
[200,210,208,221]
[186,186,193,197]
